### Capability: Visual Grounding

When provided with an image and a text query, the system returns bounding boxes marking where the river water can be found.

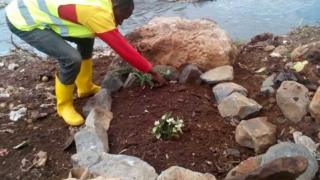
[0,0,319,56]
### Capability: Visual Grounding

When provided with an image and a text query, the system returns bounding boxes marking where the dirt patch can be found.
[0,49,111,180]
[109,84,254,179]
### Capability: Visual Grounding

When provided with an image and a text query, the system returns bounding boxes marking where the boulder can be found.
[262,142,318,180]
[71,150,101,168]
[276,81,310,123]
[127,17,237,70]
[200,65,234,85]
[179,64,202,84]
[293,131,318,155]
[218,92,262,119]
[235,117,277,153]
[212,82,247,104]
[309,87,320,123]
[157,166,216,180]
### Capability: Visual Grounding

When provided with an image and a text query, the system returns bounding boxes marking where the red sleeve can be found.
[97,29,153,73]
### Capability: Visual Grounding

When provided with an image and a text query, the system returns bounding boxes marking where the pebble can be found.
[7,63,19,71]
[41,76,49,82]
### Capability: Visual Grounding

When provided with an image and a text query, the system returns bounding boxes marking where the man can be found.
[5,0,165,126]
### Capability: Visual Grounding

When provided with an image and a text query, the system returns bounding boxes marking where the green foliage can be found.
[152,112,184,140]
[113,67,154,88]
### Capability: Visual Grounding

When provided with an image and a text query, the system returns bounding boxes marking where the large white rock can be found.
[309,87,320,123]
[157,166,216,180]
[218,92,262,119]
[212,82,247,104]
[276,81,310,123]
[85,108,113,131]
[200,65,234,85]
[127,17,237,70]
[235,117,277,153]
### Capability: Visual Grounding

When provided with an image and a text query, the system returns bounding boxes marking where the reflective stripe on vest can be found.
[17,0,35,26]
[37,0,68,35]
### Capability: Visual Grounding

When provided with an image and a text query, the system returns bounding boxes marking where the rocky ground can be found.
[1,25,320,180]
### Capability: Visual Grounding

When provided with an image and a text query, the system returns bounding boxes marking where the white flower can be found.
[172,128,177,133]
[154,120,160,126]
[156,134,161,139]
[152,127,157,134]
[166,118,174,123]
[161,115,166,120]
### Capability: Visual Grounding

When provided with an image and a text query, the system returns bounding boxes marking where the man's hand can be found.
[149,70,167,87]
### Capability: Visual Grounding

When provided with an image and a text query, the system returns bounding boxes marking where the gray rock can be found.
[260,73,276,95]
[226,155,263,179]
[9,107,27,122]
[90,153,158,180]
[74,127,109,154]
[272,45,289,56]
[85,108,113,131]
[276,81,310,123]
[235,117,277,153]
[218,92,262,119]
[82,89,112,117]
[227,156,308,180]
[262,142,318,180]
[274,72,297,85]
[157,166,216,180]
[263,45,275,52]
[153,65,179,81]
[71,150,101,168]
[213,82,248,104]
[101,71,123,93]
[179,64,202,84]
[200,65,234,84]
[293,131,318,155]
[123,73,138,88]
[309,87,320,123]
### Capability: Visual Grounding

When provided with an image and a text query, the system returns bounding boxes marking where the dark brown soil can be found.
[109,84,253,179]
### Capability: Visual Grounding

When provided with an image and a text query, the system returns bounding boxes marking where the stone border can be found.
[70,63,314,179]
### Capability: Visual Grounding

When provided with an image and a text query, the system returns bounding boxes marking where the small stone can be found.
[235,117,277,153]
[226,155,263,179]
[0,102,6,108]
[123,73,137,88]
[7,63,19,71]
[274,72,297,85]
[273,45,289,56]
[276,81,310,123]
[0,62,4,67]
[85,108,113,131]
[158,166,216,180]
[309,87,320,123]
[83,89,112,117]
[101,71,123,93]
[41,76,49,82]
[225,148,241,158]
[264,45,275,52]
[9,107,27,122]
[0,87,10,98]
[270,52,281,58]
[74,127,109,153]
[218,92,262,119]
[293,131,318,155]
[262,142,318,180]
[212,82,248,104]
[200,65,234,84]
[179,64,202,84]
[260,73,276,95]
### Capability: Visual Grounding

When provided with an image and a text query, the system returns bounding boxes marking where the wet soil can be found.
[0,26,320,180]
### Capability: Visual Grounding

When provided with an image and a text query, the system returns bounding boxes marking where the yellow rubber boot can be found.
[55,76,84,126]
[75,59,101,98]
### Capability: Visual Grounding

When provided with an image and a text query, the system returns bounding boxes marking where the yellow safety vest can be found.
[5,0,113,38]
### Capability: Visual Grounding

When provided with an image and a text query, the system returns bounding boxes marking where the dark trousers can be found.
[6,18,94,85]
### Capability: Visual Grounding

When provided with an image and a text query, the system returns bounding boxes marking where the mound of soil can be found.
[108,84,253,179]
